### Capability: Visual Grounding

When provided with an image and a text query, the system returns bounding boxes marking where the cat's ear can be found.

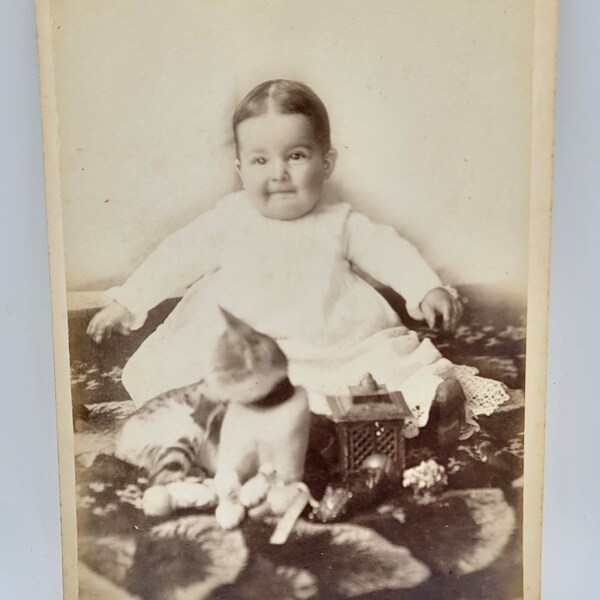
[218,307,252,337]
[219,306,242,328]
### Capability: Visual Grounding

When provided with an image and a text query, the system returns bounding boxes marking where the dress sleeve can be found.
[344,211,442,320]
[104,201,226,326]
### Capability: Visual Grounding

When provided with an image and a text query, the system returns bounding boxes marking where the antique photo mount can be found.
[36,1,557,598]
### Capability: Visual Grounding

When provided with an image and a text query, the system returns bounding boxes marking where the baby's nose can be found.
[270,159,289,181]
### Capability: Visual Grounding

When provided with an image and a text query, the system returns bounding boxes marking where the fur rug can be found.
[69,285,525,599]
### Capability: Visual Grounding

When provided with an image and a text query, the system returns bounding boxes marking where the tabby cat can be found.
[115,308,310,528]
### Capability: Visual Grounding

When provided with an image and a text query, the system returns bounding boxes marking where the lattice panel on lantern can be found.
[337,419,406,478]
[325,373,411,480]
[375,425,399,455]
[347,424,374,470]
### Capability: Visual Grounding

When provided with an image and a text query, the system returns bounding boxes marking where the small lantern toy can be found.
[325,373,412,480]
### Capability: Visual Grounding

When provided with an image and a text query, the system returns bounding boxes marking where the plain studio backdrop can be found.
[50,0,533,298]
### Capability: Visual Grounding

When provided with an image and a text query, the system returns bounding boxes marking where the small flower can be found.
[402,459,448,494]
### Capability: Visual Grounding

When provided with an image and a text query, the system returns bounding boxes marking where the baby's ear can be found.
[234,159,245,188]
[323,149,337,180]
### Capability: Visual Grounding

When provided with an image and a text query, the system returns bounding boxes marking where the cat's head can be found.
[206,308,289,404]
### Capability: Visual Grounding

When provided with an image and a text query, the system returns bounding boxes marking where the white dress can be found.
[108,191,508,436]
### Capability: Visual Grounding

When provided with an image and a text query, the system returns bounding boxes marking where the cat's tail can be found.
[148,443,195,485]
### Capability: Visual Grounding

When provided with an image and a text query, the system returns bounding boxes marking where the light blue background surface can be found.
[541,0,600,597]
[0,2,62,597]
[1,1,598,597]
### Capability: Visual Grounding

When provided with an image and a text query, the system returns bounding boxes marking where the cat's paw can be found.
[215,498,246,530]
[239,474,270,508]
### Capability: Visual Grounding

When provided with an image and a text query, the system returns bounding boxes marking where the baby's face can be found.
[235,111,336,220]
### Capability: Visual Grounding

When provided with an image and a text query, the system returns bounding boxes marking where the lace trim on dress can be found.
[452,364,510,416]
[453,364,510,439]
[402,363,510,440]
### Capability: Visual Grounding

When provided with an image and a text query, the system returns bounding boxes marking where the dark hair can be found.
[232,79,331,154]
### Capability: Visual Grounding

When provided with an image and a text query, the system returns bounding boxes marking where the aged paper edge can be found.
[35,0,79,598]
[522,0,557,598]
[35,1,558,598]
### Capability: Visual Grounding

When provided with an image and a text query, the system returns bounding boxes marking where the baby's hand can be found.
[86,301,134,344]
[419,287,463,332]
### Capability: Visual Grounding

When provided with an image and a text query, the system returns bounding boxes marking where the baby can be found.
[88,79,507,445]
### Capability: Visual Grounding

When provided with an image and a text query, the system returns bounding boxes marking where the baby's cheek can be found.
[248,193,268,213]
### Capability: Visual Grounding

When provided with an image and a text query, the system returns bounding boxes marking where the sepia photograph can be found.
[36,1,556,598]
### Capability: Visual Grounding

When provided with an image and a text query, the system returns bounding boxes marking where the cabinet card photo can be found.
[37,1,556,598]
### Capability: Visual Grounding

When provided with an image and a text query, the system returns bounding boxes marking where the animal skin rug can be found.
[70,285,525,599]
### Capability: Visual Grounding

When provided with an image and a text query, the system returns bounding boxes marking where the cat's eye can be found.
[163,461,184,472]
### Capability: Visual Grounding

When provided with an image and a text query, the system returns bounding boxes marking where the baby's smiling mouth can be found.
[269,188,296,195]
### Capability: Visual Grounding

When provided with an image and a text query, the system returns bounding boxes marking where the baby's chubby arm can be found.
[419,287,463,332]
[87,301,135,344]
[86,198,229,343]
[344,210,461,331]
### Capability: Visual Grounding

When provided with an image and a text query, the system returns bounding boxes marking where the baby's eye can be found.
[289,152,307,161]
[251,157,267,166]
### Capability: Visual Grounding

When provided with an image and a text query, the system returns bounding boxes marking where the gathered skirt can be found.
[121,288,509,439]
